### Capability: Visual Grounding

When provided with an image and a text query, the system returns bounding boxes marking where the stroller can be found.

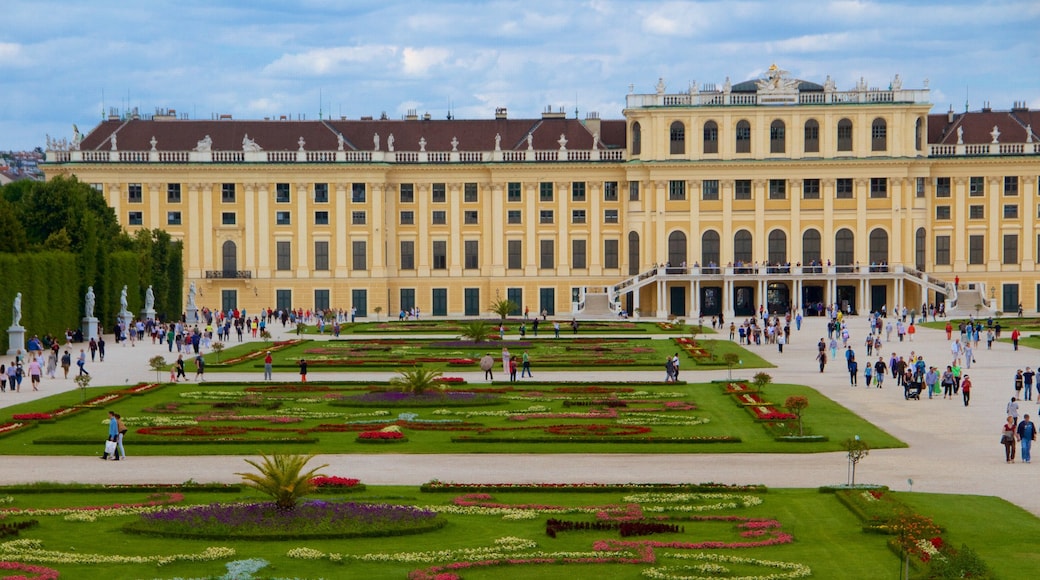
[904,381,922,400]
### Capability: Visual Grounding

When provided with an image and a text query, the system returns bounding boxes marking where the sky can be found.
[2,0,1039,150]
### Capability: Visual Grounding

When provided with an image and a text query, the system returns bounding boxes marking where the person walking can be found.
[1024,367,1036,401]
[520,351,532,378]
[961,374,972,406]
[298,359,308,382]
[1014,370,1024,398]
[194,354,205,382]
[874,357,887,388]
[1002,416,1017,463]
[101,410,121,461]
[174,355,187,381]
[847,355,858,386]
[1012,327,1021,350]
[263,351,273,380]
[1008,397,1021,427]
[508,358,518,382]
[1017,414,1037,463]
[115,412,128,458]
[76,349,89,376]
[480,353,494,382]
[28,357,41,391]
[816,350,827,373]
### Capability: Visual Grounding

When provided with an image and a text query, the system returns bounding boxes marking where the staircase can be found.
[947,287,994,317]
[580,293,613,317]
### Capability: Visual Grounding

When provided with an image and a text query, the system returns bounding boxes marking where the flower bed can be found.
[357,431,407,442]
[419,482,767,493]
[330,391,502,408]
[11,413,53,421]
[0,422,36,439]
[451,435,739,444]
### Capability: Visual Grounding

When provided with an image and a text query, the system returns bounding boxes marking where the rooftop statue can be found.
[242,134,262,152]
[194,135,213,152]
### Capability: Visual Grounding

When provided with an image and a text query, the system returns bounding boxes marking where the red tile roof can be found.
[928,109,1039,145]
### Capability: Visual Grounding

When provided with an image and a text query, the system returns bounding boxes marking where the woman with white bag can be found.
[100,410,121,461]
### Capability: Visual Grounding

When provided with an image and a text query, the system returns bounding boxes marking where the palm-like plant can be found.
[391,367,444,395]
[490,298,518,321]
[235,453,328,511]
[459,320,492,342]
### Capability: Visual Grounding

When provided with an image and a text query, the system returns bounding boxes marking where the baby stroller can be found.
[904,381,922,400]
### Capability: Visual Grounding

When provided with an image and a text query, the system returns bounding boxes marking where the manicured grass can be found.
[0,379,903,456]
[293,319,700,336]
[0,484,1028,579]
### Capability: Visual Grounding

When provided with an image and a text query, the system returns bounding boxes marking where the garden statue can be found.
[11,293,22,327]
[85,286,95,318]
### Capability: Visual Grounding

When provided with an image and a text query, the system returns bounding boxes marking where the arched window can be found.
[837,119,853,152]
[915,117,924,151]
[628,231,640,275]
[631,122,641,156]
[669,121,685,155]
[869,228,889,264]
[701,230,720,266]
[767,230,787,264]
[735,120,751,153]
[222,240,237,275]
[703,121,718,154]
[668,231,687,265]
[835,229,854,265]
[802,229,821,264]
[915,227,926,271]
[769,120,786,154]
[804,119,820,153]
[733,230,753,263]
[871,118,887,151]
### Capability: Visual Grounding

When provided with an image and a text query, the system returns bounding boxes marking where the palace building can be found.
[42,66,1040,320]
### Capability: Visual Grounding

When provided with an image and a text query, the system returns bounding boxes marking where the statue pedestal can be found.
[82,317,99,341]
[7,325,25,355]
[141,309,156,322]
[118,312,134,337]
[186,308,199,325]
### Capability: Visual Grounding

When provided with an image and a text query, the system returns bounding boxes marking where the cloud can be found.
[401,46,451,76]
[264,45,398,76]
[0,42,24,61]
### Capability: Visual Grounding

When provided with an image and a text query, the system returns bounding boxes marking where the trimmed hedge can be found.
[450,435,740,444]
[121,516,447,541]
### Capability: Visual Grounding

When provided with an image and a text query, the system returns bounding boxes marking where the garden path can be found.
[2,316,1037,517]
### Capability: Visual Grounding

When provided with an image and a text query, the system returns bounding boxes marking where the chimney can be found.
[405,109,419,121]
[583,112,601,137]
[495,107,508,120]
[947,105,954,124]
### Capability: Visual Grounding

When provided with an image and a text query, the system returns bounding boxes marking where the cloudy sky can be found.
[2,0,1038,150]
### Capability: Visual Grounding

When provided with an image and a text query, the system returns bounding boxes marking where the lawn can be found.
[0,379,903,456]
[0,482,1026,579]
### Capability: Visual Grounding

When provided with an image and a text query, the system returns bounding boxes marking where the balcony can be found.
[205,270,253,279]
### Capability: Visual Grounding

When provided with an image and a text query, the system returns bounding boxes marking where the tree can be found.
[459,320,492,343]
[490,298,518,321]
[374,306,383,321]
[784,395,809,435]
[723,352,740,380]
[843,436,870,487]
[752,372,773,392]
[391,367,444,395]
[148,355,167,383]
[235,453,328,512]
[73,373,91,402]
[211,342,225,363]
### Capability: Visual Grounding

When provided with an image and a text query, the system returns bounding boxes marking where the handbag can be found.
[104,440,117,454]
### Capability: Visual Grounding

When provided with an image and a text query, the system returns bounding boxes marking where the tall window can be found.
[628,231,640,275]
[915,228,926,270]
[702,180,720,200]
[572,240,587,269]
[734,180,751,200]
[221,183,236,203]
[275,183,291,203]
[869,178,888,198]
[769,120,785,153]
[604,239,619,269]
[572,181,586,201]
[669,121,685,154]
[668,231,687,266]
[314,241,329,271]
[464,288,480,316]
[1005,176,1020,196]
[935,235,951,265]
[871,118,887,151]
[804,120,820,153]
[767,230,787,264]
[969,176,984,196]
[351,289,367,317]
[836,178,853,199]
[936,177,951,197]
[703,121,719,154]
[768,179,786,200]
[507,240,521,269]
[629,181,640,201]
[464,240,479,269]
[399,183,414,203]
[702,230,720,266]
[540,240,554,269]
[802,229,821,264]
[314,183,329,203]
[432,288,447,316]
[835,229,854,265]
[631,122,641,155]
[167,183,181,203]
[968,235,985,265]
[352,241,367,270]
[603,181,618,201]
[507,182,522,202]
[868,228,889,264]
[222,240,237,274]
[432,240,447,269]
[314,290,330,311]
[539,182,554,201]
[432,183,446,203]
[735,120,751,153]
[1004,234,1019,265]
[128,183,142,203]
[803,179,820,199]
[837,119,853,152]
[351,183,366,203]
[276,241,291,271]
[464,182,478,203]
[668,180,686,201]
[400,241,415,270]
[733,230,752,263]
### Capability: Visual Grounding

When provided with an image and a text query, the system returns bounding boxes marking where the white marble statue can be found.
[494,133,501,151]
[149,136,157,152]
[144,285,155,312]
[891,74,902,91]
[71,124,82,150]
[592,131,599,151]
[419,137,426,152]
[991,125,1001,144]
[298,136,306,152]
[1027,125,1033,144]
[195,135,212,152]
[527,133,534,150]
[119,285,129,315]
[242,134,262,152]
[387,133,395,152]
[823,75,836,92]
[373,133,380,151]
[187,281,197,311]
[337,133,345,151]
[110,134,118,151]
[956,126,964,145]
[557,133,568,151]
[451,136,459,151]
[12,292,22,327]
[656,77,666,94]
[85,286,95,319]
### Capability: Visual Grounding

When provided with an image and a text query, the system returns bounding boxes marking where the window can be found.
[314,183,329,203]
[836,178,853,199]
[167,211,181,225]
[868,229,888,264]
[668,180,686,200]
[314,211,329,225]
[703,121,719,154]
[668,231,687,266]
[669,121,685,154]
[432,240,447,269]
[314,241,329,271]
[464,288,480,316]
[604,209,618,224]
[276,289,292,311]
[464,240,479,269]
[1005,204,1019,219]
[464,211,478,224]
[90,183,102,192]
[351,211,366,225]
[571,210,586,224]
[275,211,291,225]
[540,210,554,224]
[464,182,478,203]
[432,183,446,203]
[276,241,291,271]
[128,183,142,203]
[969,235,985,265]
[804,120,820,153]
[1004,234,1019,265]
[768,179,786,200]
[572,181,586,201]
[431,288,447,316]
[539,182,553,201]
[352,241,367,270]
[631,121,641,155]
[400,241,415,270]
[538,287,555,316]
[1005,176,1019,196]
[572,239,587,269]
[733,230,752,263]
[221,212,236,225]
[835,229,854,265]
[507,210,521,224]
[507,240,522,269]
[915,228,926,270]
[768,230,787,264]
[506,288,522,316]
[507,182,522,202]
[222,241,237,274]
[221,183,236,203]
[735,120,751,153]
[629,181,640,201]
[916,177,925,198]
[351,183,366,203]
[702,180,720,200]
[399,183,414,203]
[629,231,641,274]
[769,120,785,153]
[969,177,984,196]
[871,118,887,151]
[400,289,415,312]
[400,211,415,225]
[603,181,618,201]
[969,205,985,219]
[167,183,181,203]
[540,240,554,269]
[432,210,447,224]
[314,289,330,311]
[935,235,951,265]
[837,119,853,152]
[803,179,820,199]
[734,180,751,200]
[869,177,888,198]
[604,239,619,268]
[275,183,290,203]
[802,229,821,264]
[936,177,951,197]
[936,206,951,220]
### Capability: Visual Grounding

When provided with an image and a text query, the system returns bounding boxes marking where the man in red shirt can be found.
[1012,328,1021,351]
[263,351,273,380]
